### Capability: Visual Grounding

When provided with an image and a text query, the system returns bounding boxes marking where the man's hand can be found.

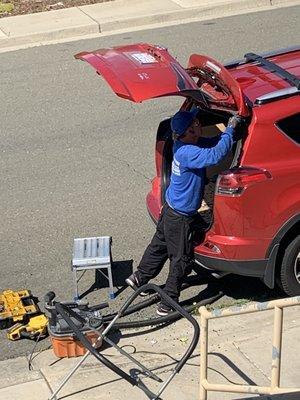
[227,114,245,129]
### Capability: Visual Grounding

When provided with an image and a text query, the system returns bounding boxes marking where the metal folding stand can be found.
[72,236,115,300]
[48,284,200,400]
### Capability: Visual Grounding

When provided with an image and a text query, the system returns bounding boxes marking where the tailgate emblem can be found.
[138,73,150,80]
[131,53,158,64]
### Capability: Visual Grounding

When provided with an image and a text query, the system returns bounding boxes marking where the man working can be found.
[126,109,243,316]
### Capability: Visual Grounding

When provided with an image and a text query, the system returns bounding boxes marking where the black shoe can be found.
[125,273,148,296]
[156,302,173,316]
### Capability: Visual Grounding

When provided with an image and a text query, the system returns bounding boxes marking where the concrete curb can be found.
[0,7,99,48]
[0,0,299,51]
[90,0,300,33]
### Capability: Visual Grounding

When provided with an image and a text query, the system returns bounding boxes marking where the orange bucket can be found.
[49,328,103,358]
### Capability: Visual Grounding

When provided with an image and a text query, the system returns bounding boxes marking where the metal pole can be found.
[155,371,177,398]
[271,305,283,391]
[199,308,208,400]
[49,313,122,400]
[103,335,162,382]
[203,382,300,395]
[48,328,106,400]
[49,350,90,400]
[201,296,300,320]
[198,298,300,399]
[73,268,79,301]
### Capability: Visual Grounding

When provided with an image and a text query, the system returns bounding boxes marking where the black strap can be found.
[245,52,300,90]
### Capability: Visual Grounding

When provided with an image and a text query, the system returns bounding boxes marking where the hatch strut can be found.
[244,52,300,90]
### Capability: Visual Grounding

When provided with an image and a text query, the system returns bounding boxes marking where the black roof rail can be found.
[225,45,300,69]
[244,52,300,90]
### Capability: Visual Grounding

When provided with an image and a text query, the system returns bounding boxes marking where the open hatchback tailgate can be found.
[188,54,249,116]
[75,43,249,116]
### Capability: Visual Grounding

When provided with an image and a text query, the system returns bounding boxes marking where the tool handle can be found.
[55,303,137,387]
[20,330,35,339]
[118,283,200,373]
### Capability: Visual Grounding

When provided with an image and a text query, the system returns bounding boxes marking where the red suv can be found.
[76,44,300,296]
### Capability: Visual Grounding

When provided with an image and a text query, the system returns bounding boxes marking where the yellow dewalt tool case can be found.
[0,290,40,329]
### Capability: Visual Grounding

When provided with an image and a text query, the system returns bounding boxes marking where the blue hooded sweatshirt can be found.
[165,126,234,215]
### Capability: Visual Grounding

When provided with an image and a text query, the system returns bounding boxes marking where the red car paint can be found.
[75,44,199,103]
[197,95,300,260]
[75,43,249,115]
[76,44,300,295]
[188,53,249,116]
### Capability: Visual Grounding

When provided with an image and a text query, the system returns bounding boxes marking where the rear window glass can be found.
[276,113,300,145]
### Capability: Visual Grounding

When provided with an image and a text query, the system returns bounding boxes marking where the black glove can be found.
[227,114,244,129]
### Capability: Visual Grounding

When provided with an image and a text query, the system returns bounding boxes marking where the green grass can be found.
[207,298,251,311]
[192,298,252,316]
[0,2,14,13]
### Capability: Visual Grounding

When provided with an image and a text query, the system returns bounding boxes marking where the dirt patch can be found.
[0,0,113,18]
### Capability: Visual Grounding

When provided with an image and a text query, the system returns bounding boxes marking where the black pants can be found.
[137,203,200,304]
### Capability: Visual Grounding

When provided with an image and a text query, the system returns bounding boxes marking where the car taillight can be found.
[216,167,272,196]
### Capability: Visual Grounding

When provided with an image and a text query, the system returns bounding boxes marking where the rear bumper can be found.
[147,190,278,288]
[194,245,279,289]
[194,253,267,278]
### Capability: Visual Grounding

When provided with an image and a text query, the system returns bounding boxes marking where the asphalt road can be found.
[1,5,300,360]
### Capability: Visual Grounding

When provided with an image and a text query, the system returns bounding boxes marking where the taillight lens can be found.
[216,167,272,196]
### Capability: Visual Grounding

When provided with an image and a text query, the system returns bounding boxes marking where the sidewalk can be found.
[1,304,299,399]
[0,0,300,52]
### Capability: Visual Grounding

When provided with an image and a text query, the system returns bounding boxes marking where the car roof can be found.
[226,47,300,106]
